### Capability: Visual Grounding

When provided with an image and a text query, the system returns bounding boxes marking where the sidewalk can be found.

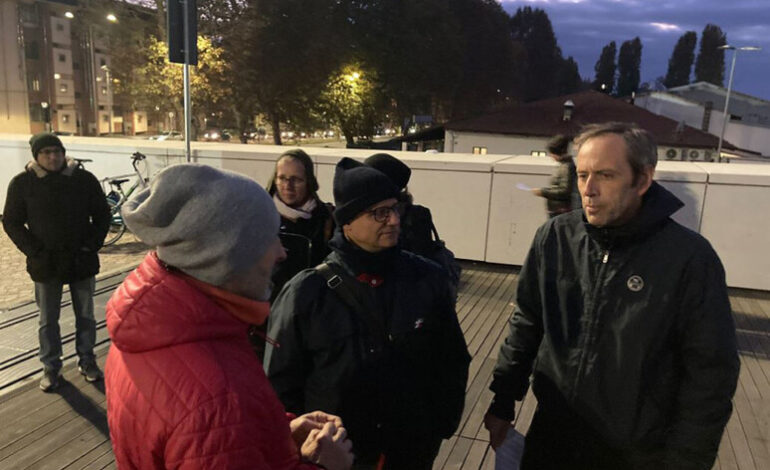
[0,228,149,310]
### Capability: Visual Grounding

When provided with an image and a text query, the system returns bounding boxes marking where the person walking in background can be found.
[267,149,335,297]
[484,122,739,469]
[531,134,580,218]
[3,133,110,392]
[266,158,470,469]
[105,164,353,470]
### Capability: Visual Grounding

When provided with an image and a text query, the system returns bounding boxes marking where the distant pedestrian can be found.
[105,164,353,470]
[485,122,739,469]
[3,133,110,392]
[266,157,470,469]
[531,134,580,218]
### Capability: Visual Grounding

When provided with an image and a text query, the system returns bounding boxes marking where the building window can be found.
[472,146,488,155]
[530,151,547,157]
[62,114,70,123]
[28,74,41,91]
[60,84,68,93]
[100,58,107,67]
[24,41,40,60]
[58,53,66,62]
[19,4,39,25]
[75,92,82,98]
[101,86,108,95]
[137,115,143,123]
[73,62,80,70]
[103,115,110,123]
[56,22,64,32]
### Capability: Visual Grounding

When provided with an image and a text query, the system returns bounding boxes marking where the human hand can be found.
[484,412,513,450]
[290,411,344,447]
[531,188,543,197]
[301,422,353,470]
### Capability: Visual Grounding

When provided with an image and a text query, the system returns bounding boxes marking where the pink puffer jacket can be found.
[105,253,317,469]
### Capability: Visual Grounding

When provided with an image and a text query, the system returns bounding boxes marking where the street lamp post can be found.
[716,44,761,162]
[101,65,113,135]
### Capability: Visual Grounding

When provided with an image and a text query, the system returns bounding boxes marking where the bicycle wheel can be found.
[104,198,126,246]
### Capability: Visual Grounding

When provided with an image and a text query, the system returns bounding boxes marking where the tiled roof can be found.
[445,90,737,150]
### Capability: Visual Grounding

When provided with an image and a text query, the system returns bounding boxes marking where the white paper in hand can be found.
[495,427,525,470]
[516,182,532,191]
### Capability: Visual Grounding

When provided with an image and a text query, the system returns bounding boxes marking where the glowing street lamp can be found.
[64,11,74,19]
[716,44,761,162]
[106,13,117,23]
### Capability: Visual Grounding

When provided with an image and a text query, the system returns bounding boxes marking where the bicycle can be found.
[103,152,149,246]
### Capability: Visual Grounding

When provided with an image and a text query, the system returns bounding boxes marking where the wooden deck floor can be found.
[0,262,767,469]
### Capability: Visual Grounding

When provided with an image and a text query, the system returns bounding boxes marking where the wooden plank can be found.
[62,440,114,470]
[462,439,491,470]
[442,436,473,470]
[434,435,458,470]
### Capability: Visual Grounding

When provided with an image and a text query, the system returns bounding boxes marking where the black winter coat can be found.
[272,201,334,298]
[265,238,470,461]
[488,182,739,469]
[3,159,111,283]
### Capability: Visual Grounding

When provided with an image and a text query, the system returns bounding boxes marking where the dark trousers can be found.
[521,405,630,470]
[35,277,96,371]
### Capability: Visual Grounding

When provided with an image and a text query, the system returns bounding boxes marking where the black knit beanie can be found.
[333,157,398,226]
[29,133,65,159]
[364,153,411,191]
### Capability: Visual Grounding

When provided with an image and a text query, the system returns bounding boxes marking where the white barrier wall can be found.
[1,135,768,290]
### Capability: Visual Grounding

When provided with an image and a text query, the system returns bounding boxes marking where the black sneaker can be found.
[40,369,61,392]
[78,361,104,382]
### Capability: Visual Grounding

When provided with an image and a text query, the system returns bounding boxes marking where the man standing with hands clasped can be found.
[485,122,739,469]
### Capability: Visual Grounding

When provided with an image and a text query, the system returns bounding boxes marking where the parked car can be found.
[148,131,183,141]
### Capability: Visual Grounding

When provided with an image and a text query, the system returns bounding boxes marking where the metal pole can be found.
[106,68,113,135]
[182,0,192,162]
[716,49,737,163]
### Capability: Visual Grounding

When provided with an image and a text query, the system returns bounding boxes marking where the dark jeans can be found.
[35,277,96,371]
[521,405,630,470]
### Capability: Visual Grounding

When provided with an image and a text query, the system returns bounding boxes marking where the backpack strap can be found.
[315,262,387,344]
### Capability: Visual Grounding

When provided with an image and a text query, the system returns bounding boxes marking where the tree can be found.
[557,56,583,95]
[229,0,347,144]
[664,31,697,88]
[509,6,564,101]
[446,0,523,118]
[116,36,231,137]
[349,0,464,131]
[694,24,726,86]
[319,64,382,145]
[616,37,642,97]
[593,41,616,93]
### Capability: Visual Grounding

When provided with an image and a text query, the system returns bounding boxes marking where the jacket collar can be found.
[25,157,78,178]
[584,181,684,248]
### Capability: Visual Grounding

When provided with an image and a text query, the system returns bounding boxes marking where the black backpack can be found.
[401,205,461,299]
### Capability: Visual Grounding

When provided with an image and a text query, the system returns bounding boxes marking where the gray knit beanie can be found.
[122,164,280,287]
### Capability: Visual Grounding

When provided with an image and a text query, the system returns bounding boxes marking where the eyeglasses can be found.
[276,175,306,186]
[365,203,404,223]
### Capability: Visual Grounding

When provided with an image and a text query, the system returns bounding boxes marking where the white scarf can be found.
[273,194,317,221]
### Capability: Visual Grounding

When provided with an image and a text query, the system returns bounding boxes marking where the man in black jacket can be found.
[266,157,470,469]
[484,122,739,469]
[3,133,111,392]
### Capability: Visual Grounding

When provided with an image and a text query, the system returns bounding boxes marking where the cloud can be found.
[649,22,681,32]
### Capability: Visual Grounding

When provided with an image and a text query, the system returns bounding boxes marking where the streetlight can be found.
[101,64,113,135]
[41,102,50,131]
[716,44,761,162]
[106,13,117,23]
